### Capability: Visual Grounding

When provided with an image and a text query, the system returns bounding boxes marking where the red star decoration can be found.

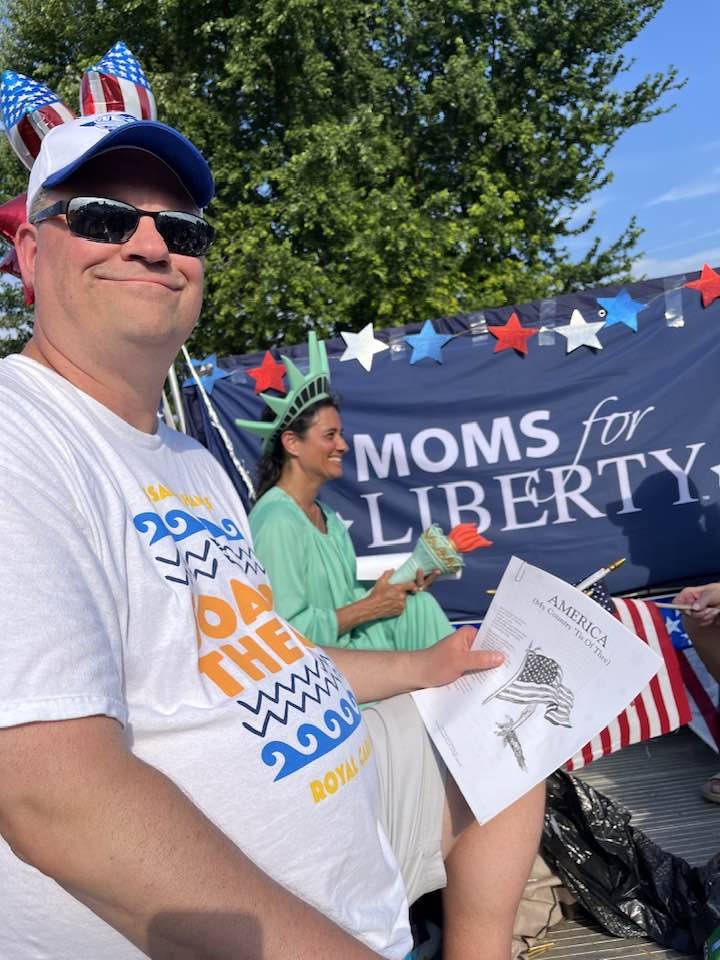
[248,351,287,395]
[487,312,539,355]
[684,263,720,308]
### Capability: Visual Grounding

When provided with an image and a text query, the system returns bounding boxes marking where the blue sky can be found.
[567,0,720,280]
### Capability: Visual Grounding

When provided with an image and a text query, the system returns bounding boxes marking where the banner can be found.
[183,270,720,621]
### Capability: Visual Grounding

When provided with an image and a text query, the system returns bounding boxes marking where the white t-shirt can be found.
[0,356,411,960]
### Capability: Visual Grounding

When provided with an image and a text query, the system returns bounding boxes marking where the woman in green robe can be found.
[249,398,453,652]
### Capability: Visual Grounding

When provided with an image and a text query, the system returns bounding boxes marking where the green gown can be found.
[249,486,453,651]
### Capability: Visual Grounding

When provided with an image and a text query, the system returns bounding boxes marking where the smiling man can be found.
[0,110,544,960]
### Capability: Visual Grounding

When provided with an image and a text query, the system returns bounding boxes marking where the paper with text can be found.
[412,556,662,823]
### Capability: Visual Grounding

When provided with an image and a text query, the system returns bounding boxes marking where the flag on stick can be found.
[565,598,691,770]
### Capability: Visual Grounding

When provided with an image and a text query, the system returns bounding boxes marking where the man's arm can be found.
[0,715,380,960]
[323,625,505,704]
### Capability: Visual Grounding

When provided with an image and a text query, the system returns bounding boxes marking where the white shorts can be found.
[363,693,448,905]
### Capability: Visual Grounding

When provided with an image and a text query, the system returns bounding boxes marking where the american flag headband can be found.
[1,39,157,172]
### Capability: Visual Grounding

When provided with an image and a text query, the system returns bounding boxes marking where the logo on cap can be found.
[79,112,138,130]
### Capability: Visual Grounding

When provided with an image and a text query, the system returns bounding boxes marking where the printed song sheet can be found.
[412,556,662,823]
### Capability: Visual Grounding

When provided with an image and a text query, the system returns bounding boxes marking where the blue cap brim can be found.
[42,120,214,208]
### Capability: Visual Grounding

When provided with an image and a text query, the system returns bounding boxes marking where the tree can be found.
[0,0,680,356]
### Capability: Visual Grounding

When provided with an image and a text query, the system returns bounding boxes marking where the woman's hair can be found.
[254,396,340,501]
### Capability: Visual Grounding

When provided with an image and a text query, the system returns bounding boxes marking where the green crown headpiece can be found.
[235,332,332,453]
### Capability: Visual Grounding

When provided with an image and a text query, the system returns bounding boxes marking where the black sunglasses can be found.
[29,196,215,258]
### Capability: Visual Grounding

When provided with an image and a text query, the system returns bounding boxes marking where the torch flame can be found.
[448,523,493,553]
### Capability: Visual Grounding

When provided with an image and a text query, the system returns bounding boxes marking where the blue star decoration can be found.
[597,289,646,332]
[404,320,454,364]
[183,354,231,395]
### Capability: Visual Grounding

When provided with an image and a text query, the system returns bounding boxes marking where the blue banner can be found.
[183,271,720,620]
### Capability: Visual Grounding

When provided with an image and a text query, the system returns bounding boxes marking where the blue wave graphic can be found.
[261,692,361,781]
[133,509,245,545]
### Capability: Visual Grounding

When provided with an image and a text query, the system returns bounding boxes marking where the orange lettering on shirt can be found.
[256,618,303,666]
[230,579,273,625]
[198,650,245,696]
[221,636,282,681]
[257,583,274,607]
[196,594,237,640]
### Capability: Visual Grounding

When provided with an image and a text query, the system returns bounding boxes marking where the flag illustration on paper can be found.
[486,647,574,771]
[493,648,574,726]
[565,598,692,770]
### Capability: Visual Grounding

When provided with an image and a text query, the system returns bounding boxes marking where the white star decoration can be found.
[711,465,720,486]
[340,323,389,372]
[555,309,605,353]
[665,617,682,636]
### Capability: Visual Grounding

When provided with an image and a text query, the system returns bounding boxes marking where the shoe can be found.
[702,773,720,803]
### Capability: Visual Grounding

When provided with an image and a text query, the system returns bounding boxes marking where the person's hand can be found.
[675,583,720,627]
[414,567,441,592]
[413,625,505,689]
[366,570,415,619]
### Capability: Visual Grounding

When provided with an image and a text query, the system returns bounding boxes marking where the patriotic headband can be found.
[1,41,156,171]
[235,333,333,453]
[0,39,212,230]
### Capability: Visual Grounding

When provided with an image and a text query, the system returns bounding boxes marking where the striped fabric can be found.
[0,70,75,169]
[80,41,156,121]
[565,597,691,771]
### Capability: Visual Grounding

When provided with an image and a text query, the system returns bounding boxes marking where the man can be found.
[0,110,544,959]
[673,582,720,803]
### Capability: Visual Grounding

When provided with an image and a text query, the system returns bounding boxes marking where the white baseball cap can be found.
[26,111,214,216]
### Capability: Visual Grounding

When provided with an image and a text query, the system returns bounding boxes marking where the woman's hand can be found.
[366,570,416,619]
[675,583,720,627]
[414,567,441,592]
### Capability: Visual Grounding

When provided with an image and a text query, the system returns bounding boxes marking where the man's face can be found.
[17,149,205,365]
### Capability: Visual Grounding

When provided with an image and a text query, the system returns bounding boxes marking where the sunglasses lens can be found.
[67,198,138,243]
[64,198,214,257]
[156,212,215,257]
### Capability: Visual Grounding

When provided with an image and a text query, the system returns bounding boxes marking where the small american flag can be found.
[81,41,156,121]
[581,577,616,614]
[0,70,75,169]
[565,598,691,770]
[494,648,574,727]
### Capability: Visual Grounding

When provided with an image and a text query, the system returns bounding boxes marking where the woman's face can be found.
[290,405,348,483]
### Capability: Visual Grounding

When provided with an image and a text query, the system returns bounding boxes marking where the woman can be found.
[249,397,454,652]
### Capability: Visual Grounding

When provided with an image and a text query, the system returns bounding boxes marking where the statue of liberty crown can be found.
[235,332,332,453]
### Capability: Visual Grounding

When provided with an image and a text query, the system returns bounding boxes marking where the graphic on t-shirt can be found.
[262,688,361,781]
[237,652,344,737]
[133,508,245,546]
[133,498,364,794]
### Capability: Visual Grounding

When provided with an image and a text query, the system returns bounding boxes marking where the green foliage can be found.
[0,0,679,354]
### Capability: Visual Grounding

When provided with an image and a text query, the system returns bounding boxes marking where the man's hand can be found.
[675,583,720,627]
[327,626,505,703]
[411,625,504,689]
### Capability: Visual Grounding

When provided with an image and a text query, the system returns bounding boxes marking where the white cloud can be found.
[633,246,720,280]
[646,167,720,206]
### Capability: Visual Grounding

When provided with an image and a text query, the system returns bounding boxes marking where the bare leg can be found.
[440,776,546,960]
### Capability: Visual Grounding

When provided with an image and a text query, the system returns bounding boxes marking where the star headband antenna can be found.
[235,332,331,453]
